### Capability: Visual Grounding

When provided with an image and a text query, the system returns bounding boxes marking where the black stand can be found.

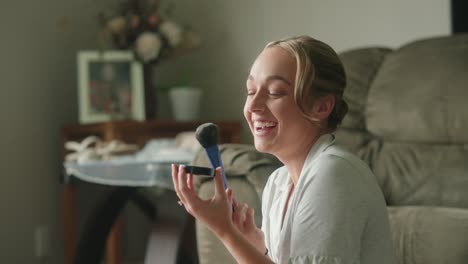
[73,187,156,264]
[143,64,157,120]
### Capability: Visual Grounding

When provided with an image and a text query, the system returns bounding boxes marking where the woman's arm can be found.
[172,164,274,264]
[219,224,273,264]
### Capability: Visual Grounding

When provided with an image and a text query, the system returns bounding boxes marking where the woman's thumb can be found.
[245,207,256,229]
[213,167,226,196]
[226,188,232,202]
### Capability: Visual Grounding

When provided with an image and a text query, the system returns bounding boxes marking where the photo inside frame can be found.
[88,61,133,118]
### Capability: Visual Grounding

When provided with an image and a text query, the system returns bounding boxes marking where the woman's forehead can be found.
[249,47,296,83]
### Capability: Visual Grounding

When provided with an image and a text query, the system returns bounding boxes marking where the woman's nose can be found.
[246,92,266,113]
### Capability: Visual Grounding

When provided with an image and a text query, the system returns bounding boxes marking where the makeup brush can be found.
[195,123,228,188]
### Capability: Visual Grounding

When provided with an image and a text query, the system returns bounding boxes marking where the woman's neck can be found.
[280,131,326,185]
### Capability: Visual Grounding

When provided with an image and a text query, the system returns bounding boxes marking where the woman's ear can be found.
[310,95,335,121]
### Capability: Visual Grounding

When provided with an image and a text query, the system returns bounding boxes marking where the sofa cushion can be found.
[388,206,468,264]
[366,34,468,143]
[340,47,392,130]
[370,142,468,207]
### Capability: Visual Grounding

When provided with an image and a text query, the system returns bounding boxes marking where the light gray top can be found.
[261,134,396,264]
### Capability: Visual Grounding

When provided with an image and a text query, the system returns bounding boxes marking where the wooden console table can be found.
[62,120,241,264]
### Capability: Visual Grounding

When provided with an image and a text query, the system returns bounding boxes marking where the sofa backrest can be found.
[337,34,468,208]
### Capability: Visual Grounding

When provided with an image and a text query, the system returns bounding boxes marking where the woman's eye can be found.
[268,86,287,96]
[268,90,284,97]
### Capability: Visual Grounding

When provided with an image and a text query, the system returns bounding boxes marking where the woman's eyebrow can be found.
[247,75,292,86]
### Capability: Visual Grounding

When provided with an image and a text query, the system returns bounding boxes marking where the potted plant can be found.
[168,86,202,121]
[167,72,202,120]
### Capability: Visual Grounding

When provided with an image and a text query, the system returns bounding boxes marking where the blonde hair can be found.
[265,36,348,131]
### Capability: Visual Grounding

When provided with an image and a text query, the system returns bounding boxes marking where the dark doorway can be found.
[452,0,468,33]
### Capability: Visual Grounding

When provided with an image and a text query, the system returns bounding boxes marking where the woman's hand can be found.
[172,164,234,238]
[173,164,272,263]
[231,199,266,254]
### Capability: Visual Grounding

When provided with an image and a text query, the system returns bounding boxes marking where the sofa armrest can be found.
[196,178,258,264]
[192,144,282,198]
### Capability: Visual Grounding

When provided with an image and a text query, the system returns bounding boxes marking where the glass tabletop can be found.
[63,138,197,189]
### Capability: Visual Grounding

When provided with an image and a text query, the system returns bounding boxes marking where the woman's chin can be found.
[253,140,273,154]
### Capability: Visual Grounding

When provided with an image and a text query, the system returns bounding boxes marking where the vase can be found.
[169,87,202,121]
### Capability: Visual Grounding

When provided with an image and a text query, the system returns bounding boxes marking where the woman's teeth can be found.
[254,121,277,129]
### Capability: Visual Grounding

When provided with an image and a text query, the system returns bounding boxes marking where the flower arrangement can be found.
[98,0,200,64]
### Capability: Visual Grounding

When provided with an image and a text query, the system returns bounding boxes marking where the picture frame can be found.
[77,50,145,124]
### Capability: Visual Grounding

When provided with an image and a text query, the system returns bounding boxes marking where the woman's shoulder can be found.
[315,143,373,177]
[303,143,385,202]
[300,143,379,196]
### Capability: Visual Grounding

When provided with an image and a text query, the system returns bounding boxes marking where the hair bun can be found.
[329,98,348,129]
[337,99,348,121]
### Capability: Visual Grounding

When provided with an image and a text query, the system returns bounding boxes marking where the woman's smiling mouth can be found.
[253,120,278,135]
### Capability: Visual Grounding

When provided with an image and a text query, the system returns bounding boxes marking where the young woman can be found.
[172,36,396,264]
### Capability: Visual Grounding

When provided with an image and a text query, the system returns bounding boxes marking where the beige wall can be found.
[0,0,107,263]
[158,0,450,140]
[0,0,449,263]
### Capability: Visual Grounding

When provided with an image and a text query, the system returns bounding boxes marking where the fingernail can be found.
[179,165,185,170]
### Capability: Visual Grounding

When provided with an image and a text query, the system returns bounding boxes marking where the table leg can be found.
[64,183,76,264]
[74,187,136,264]
[106,217,122,264]
[181,214,198,263]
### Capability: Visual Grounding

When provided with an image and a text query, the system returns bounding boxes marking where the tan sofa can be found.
[193,34,468,264]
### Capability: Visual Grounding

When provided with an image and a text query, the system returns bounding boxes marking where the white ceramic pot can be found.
[169,87,202,121]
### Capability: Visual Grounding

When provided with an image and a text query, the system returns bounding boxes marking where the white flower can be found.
[159,20,183,46]
[107,17,126,34]
[135,32,162,63]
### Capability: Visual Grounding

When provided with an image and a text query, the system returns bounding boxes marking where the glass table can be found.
[64,139,195,264]
[61,120,241,264]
